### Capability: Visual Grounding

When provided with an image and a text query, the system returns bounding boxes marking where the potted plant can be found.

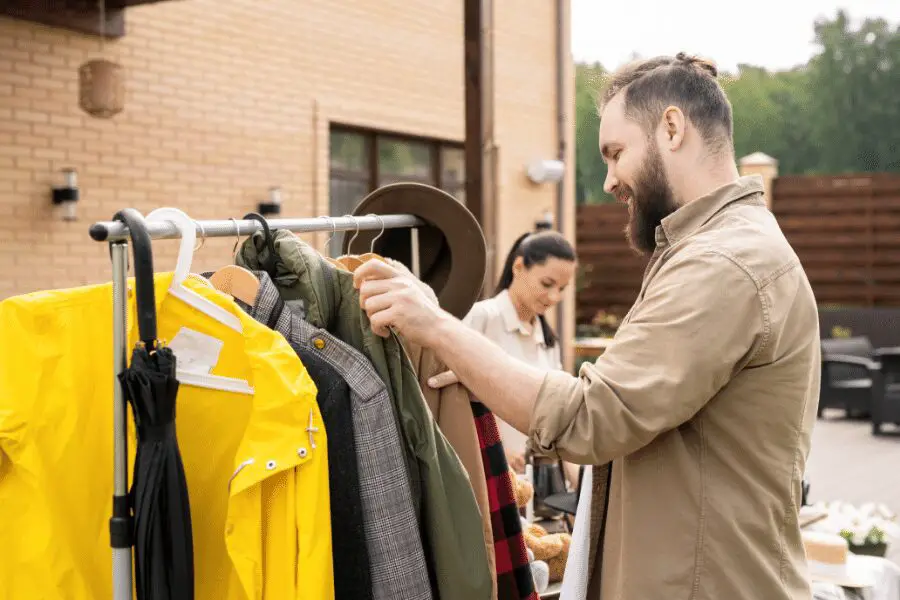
[841,524,888,557]
[575,310,621,339]
[808,501,899,558]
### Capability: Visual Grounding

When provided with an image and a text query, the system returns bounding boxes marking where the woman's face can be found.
[511,256,576,317]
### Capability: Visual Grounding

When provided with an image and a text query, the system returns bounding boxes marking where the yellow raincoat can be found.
[0,274,333,600]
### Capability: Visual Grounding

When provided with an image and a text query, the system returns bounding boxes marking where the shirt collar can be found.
[657,175,766,247]
[496,290,548,347]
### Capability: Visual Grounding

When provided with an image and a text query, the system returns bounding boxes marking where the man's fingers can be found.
[361,288,397,316]
[353,258,401,288]
[369,305,398,338]
[357,278,398,308]
[427,370,459,389]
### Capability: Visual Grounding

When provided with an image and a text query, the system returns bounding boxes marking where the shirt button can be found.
[313,338,325,350]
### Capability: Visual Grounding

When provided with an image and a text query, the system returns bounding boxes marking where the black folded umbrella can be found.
[114,208,194,600]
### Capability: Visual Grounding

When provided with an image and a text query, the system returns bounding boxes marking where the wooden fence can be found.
[575,202,647,324]
[772,173,900,307]
[575,173,900,325]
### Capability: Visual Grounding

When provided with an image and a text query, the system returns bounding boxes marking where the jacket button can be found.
[313,338,325,350]
[297,447,308,458]
[266,460,277,470]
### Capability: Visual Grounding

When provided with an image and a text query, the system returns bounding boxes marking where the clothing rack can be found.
[89,211,426,600]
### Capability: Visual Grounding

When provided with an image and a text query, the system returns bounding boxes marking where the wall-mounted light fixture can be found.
[526,159,566,184]
[52,168,80,221]
[534,209,554,231]
[257,186,282,216]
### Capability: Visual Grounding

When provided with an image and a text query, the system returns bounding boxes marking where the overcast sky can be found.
[571,0,900,72]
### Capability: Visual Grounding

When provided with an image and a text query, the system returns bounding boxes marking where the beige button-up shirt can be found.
[464,290,562,455]
[529,176,820,599]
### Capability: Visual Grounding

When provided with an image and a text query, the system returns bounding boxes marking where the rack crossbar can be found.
[89,214,427,243]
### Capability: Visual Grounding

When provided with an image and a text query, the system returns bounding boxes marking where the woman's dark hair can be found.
[495,230,576,349]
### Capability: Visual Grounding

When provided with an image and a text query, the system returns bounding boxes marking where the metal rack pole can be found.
[410,227,421,278]
[95,211,425,600]
[109,241,133,600]
[90,214,425,243]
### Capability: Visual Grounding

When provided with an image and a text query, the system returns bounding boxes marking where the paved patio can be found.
[805,412,900,563]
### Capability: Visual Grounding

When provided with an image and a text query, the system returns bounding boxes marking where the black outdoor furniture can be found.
[820,336,882,420]
[872,347,900,435]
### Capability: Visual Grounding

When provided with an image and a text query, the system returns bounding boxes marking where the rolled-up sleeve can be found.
[529,250,768,465]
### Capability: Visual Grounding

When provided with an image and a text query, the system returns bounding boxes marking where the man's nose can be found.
[604,169,618,196]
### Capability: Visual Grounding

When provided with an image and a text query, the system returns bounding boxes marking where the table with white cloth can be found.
[538,557,899,599]
[812,555,900,600]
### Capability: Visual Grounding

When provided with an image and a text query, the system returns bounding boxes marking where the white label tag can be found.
[168,327,224,375]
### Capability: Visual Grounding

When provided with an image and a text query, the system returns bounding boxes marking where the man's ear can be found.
[660,105,686,151]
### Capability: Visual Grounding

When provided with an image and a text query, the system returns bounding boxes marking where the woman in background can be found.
[461,230,577,477]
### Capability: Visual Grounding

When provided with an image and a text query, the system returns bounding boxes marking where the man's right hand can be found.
[354,258,449,348]
[382,257,439,307]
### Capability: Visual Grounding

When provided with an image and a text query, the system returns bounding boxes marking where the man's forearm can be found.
[428,313,547,434]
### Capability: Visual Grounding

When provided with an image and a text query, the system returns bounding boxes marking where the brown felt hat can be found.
[342,182,486,319]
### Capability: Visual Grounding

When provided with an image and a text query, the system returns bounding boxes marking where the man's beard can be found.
[618,145,679,255]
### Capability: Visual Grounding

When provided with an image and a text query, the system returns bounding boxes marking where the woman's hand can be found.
[427,370,459,389]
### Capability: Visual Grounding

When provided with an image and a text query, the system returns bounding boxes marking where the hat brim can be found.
[343,182,487,319]
[807,554,876,588]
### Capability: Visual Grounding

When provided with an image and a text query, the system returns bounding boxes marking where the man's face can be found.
[599,94,679,255]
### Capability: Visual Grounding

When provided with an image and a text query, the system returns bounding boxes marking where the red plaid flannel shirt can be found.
[471,401,540,600]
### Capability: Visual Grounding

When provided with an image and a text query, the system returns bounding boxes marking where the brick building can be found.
[0,0,576,359]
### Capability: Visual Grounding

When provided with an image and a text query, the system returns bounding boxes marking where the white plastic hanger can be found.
[145,207,254,396]
[146,207,244,333]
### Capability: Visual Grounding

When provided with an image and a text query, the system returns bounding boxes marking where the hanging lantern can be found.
[78,58,125,119]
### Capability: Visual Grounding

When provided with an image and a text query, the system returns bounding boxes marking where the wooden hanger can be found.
[209,265,260,306]
[338,255,364,270]
[208,217,260,305]
[326,257,349,271]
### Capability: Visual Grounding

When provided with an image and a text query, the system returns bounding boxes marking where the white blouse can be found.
[462,290,562,455]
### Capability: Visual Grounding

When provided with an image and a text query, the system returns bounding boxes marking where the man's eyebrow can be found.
[600,143,617,160]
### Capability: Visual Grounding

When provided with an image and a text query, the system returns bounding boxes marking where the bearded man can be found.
[354,52,820,600]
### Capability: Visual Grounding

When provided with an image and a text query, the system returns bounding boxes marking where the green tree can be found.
[807,10,900,173]
[721,65,818,175]
[575,62,612,204]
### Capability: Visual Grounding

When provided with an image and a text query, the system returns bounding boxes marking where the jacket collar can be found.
[234,229,336,330]
[657,175,766,247]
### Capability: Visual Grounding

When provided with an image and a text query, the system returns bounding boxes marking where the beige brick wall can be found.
[0,0,574,347]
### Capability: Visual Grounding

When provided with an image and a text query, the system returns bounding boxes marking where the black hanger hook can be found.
[242,212,278,275]
[112,208,157,346]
